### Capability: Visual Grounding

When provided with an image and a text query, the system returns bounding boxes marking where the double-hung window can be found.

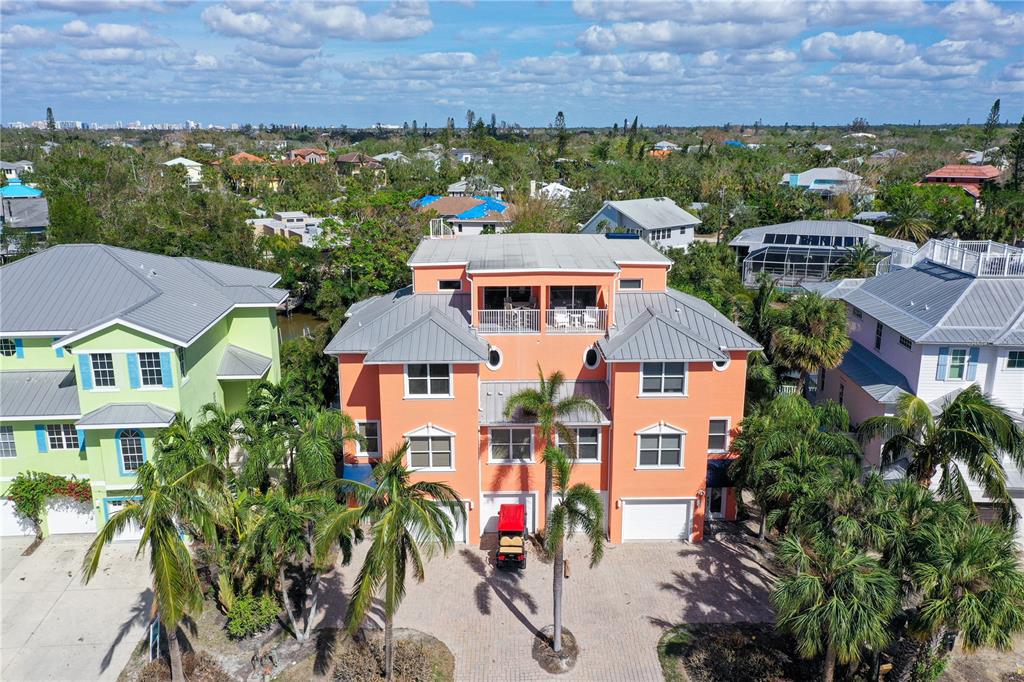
[0,426,16,458]
[119,429,144,472]
[46,424,79,450]
[641,362,686,395]
[139,352,164,386]
[409,436,452,469]
[557,427,600,462]
[406,364,451,397]
[638,430,684,468]
[708,419,729,453]
[489,428,532,463]
[947,348,968,380]
[91,353,115,387]
[356,421,380,457]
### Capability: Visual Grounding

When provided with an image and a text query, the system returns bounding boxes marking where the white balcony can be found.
[546,307,607,334]
[479,308,540,334]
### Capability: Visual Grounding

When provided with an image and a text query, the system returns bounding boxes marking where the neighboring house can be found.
[335,152,386,185]
[813,143,833,152]
[779,167,869,199]
[842,132,877,139]
[447,178,504,199]
[653,140,681,152]
[325,233,759,544]
[223,152,267,165]
[580,197,700,250]
[729,220,915,287]
[450,148,490,164]
[162,157,203,186]
[286,147,329,164]
[919,164,1001,203]
[531,181,575,204]
[853,211,891,224]
[805,238,1024,540]
[413,195,512,235]
[0,179,43,199]
[959,148,999,165]
[1,161,33,181]
[866,148,907,165]
[0,244,286,538]
[373,151,410,164]
[723,140,748,149]
[1,197,50,261]
[247,210,329,248]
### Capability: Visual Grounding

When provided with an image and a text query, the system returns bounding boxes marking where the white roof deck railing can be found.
[896,239,1024,278]
[427,218,456,239]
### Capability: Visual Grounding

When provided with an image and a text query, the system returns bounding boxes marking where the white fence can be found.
[546,308,608,333]
[479,309,540,334]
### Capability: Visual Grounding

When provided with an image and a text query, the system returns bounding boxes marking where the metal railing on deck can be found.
[546,308,607,333]
[479,309,540,334]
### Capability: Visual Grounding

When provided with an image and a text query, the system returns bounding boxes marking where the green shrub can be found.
[225,594,279,639]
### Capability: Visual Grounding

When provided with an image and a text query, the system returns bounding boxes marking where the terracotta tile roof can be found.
[226,152,266,164]
[290,147,327,157]
[336,152,384,168]
[924,164,1001,180]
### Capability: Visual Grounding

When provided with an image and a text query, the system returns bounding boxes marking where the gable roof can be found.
[599,307,730,362]
[925,164,1001,180]
[837,342,912,403]
[604,197,701,230]
[782,167,862,185]
[336,152,383,168]
[363,308,487,364]
[163,157,201,167]
[226,152,266,164]
[0,244,287,347]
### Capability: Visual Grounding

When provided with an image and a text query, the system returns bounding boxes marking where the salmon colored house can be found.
[325,234,759,544]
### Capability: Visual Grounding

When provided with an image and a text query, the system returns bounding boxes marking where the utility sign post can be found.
[148,616,161,662]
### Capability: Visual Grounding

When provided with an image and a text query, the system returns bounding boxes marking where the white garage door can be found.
[1,500,34,537]
[622,499,693,541]
[435,501,469,543]
[46,499,98,535]
[104,497,144,542]
[480,492,536,534]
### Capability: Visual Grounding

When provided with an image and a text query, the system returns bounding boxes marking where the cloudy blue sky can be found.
[1,0,1022,127]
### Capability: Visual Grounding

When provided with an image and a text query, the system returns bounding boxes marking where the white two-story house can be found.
[580,197,699,250]
[807,239,1024,536]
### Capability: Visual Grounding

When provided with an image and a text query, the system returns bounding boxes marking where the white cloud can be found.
[240,44,320,68]
[605,19,800,53]
[1001,61,1024,82]
[801,31,916,64]
[59,20,170,47]
[576,25,617,54]
[832,56,984,80]
[36,0,171,13]
[74,47,147,63]
[935,0,1024,44]
[924,39,1005,66]
[1,24,55,48]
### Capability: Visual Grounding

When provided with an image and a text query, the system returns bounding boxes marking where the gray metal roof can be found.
[729,220,914,254]
[363,308,487,364]
[0,244,287,346]
[781,167,862,184]
[2,197,49,230]
[819,261,1024,345]
[218,344,272,379]
[76,402,176,429]
[835,342,912,403]
[480,380,610,425]
[599,308,729,362]
[605,198,701,230]
[0,370,80,419]
[408,234,671,271]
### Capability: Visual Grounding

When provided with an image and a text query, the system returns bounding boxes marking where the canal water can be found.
[277,311,329,342]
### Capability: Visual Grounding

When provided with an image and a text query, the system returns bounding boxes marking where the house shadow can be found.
[460,548,539,636]
[100,587,154,674]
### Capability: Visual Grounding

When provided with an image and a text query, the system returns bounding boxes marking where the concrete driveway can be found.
[1,534,152,682]
[324,529,776,682]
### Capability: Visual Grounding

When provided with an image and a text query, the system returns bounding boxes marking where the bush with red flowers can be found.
[7,471,93,536]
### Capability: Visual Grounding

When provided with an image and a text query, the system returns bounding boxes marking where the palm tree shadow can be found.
[99,588,154,673]
[460,548,539,636]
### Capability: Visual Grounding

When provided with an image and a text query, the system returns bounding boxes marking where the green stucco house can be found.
[0,244,286,537]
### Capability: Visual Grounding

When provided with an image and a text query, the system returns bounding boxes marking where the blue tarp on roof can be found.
[0,179,43,198]
[724,140,747,149]
[412,195,441,209]
[456,196,508,219]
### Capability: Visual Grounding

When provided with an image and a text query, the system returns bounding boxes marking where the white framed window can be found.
[356,421,380,457]
[583,347,600,369]
[487,347,503,371]
[947,348,968,380]
[489,428,533,463]
[139,352,164,386]
[0,339,15,356]
[119,429,144,472]
[0,426,16,458]
[899,336,913,350]
[409,435,453,470]
[91,353,115,387]
[1007,350,1024,370]
[438,279,462,291]
[649,228,672,241]
[46,424,79,450]
[636,424,685,469]
[713,357,731,372]
[641,362,686,395]
[619,278,643,290]
[708,418,730,453]
[557,427,600,462]
[405,363,452,397]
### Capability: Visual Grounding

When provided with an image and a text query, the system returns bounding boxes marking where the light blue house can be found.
[0,179,43,199]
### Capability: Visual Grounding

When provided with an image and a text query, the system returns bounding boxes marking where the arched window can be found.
[117,429,145,473]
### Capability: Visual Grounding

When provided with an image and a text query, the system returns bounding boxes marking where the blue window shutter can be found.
[159,352,173,388]
[14,338,24,358]
[140,431,147,462]
[54,338,64,358]
[115,430,123,472]
[35,425,48,453]
[78,354,93,390]
[936,347,949,381]
[966,347,980,381]
[127,353,141,389]
[77,429,86,452]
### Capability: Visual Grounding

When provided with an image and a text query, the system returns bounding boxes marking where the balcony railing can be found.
[546,308,607,333]
[479,309,540,334]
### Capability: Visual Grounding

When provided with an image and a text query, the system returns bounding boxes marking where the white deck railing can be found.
[479,309,540,334]
[914,239,1024,278]
[427,218,455,239]
[546,308,608,333]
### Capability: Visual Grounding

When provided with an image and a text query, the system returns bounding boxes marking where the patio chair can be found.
[583,306,599,329]
[553,306,571,329]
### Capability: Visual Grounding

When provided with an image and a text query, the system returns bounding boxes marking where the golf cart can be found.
[495,503,527,570]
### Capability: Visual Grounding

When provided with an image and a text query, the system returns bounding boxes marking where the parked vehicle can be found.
[495,503,526,570]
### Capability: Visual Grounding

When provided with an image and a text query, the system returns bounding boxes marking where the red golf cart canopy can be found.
[497,503,526,533]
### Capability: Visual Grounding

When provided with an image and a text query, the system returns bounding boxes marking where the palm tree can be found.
[771,292,850,393]
[504,365,600,531]
[544,446,604,655]
[772,534,900,682]
[737,271,778,353]
[339,444,465,681]
[831,242,880,279]
[885,191,932,243]
[82,456,222,682]
[859,385,1024,523]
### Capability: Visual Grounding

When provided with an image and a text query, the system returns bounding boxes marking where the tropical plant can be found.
[544,446,605,654]
[226,593,280,639]
[772,534,900,682]
[6,471,92,539]
[859,385,1024,523]
[737,271,778,352]
[503,365,600,532]
[831,242,880,279]
[82,455,223,682]
[333,444,465,681]
[884,191,933,243]
[771,292,850,393]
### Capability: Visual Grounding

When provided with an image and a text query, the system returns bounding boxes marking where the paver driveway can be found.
[1,534,152,682]
[324,529,776,682]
